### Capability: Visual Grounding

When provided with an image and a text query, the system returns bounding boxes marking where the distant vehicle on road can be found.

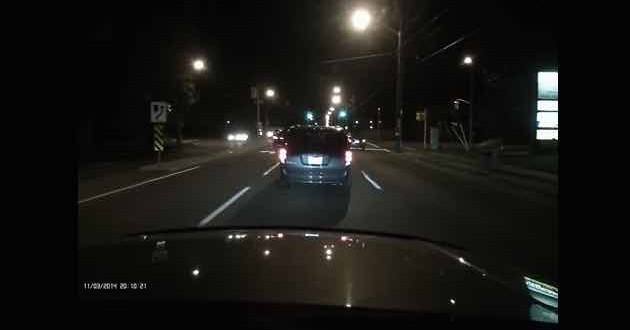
[271,129,287,150]
[350,136,367,150]
[279,126,351,189]
[226,132,249,142]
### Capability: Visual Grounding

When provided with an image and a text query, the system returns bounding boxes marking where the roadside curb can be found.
[409,154,558,197]
[375,144,557,196]
[423,152,557,183]
[496,164,557,183]
[377,141,557,184]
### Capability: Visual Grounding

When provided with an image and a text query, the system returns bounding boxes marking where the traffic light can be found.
[339,110,347,118]
[306,111,314,121]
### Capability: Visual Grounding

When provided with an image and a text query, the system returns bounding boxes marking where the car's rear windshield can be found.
[287,129,348,153]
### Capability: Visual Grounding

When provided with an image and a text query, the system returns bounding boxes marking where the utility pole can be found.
[256,95,262,136]
[469,66,474,148]
[377,107,382,141]
[424,108,428,150]
[394,11,404,153]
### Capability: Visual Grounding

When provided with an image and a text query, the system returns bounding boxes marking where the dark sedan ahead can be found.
[278,126,351,188]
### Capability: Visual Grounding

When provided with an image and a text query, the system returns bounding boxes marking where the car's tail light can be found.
[279,148,287,164]
[345,150,352,165]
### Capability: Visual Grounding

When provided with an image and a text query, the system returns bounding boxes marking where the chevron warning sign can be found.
[153,124,165,152]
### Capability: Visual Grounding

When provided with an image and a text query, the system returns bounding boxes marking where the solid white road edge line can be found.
[262,162,280,176]
[78,166,201,204]
[198,186,251,226]
[361,170,383,191]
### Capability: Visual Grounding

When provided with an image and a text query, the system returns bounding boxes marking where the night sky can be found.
[83,0,556,142]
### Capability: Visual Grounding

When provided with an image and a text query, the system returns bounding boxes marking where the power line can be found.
[415,28,480,64]
[320,52,393,65]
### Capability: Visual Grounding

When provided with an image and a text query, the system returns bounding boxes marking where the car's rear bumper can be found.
[281,164,350,184]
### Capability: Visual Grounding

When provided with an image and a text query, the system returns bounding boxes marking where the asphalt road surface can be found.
[78,139,558,283]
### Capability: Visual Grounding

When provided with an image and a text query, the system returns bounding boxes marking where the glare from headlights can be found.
[278,148,287,163]
[229,133,249,141]
[266,131,274,138]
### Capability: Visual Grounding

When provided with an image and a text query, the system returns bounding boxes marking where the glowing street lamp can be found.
[351,9,372,32]
[332,95,341,105]
[333,86,341,94]
[265,88,275,98]
[463,56,473,65]
[192,59,206,71]
[350,7,403,152]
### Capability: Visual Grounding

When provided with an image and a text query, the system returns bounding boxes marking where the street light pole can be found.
[469,66,474,148]
[350,5,403,151]
[394,26,403,153]
[256,95,261,136]
[377,107,382,141]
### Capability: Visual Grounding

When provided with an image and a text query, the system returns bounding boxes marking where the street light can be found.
[351,9,371,32]
[192,59,206,71]
[350,7,403,152]
[332,95,341,105]
[462,55,474,150]
[333,86,341,94]
[265,88,275,98]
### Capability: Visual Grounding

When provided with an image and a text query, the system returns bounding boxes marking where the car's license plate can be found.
[308,156,323,165]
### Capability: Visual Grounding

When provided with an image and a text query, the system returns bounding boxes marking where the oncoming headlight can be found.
[227,134,235,141]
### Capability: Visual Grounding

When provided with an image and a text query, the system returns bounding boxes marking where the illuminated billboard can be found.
[536,71,558,140]
[536,129,558,141]
[537,112,558,128]
[538,72,558,100]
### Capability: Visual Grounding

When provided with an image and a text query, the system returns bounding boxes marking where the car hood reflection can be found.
[78,229,557,323]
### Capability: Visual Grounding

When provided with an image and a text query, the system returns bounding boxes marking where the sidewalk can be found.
[372,140,557,194]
